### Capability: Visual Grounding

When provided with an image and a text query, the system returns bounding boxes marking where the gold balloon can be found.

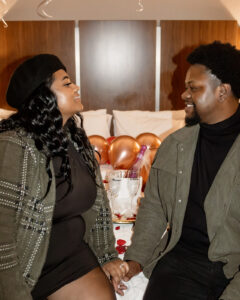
[136,132,161,190]
[108,136,140,169]
[88,135,109,164]
[140,147,158,190]
[136,132,161,149]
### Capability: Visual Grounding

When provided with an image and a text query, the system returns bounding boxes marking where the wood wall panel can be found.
[79,21,156,113]
[160,21,238,110]
[0,21,75,109]
[236,26,240,50]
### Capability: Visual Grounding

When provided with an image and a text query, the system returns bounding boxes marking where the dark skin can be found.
[123,261,142,282]
[181,64,239,125]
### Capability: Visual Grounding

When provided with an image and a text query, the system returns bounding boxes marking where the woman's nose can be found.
[73,84,80,92]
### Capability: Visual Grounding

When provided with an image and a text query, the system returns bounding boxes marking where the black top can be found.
[32,143,98,300]
[179,105,240,255]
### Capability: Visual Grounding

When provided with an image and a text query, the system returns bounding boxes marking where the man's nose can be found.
[181,90,187,100]
[181,89,191,101]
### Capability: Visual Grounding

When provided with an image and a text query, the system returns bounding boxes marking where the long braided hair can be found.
[0,75,98,196]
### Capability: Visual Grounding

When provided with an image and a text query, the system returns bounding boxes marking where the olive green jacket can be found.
[0,130,118,300]
[125,125,240,300]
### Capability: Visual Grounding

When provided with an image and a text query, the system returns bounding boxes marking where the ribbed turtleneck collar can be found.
[200,105,240,138]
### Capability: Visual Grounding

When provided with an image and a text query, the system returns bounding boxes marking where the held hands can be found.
[102,259,129,295]
[102,259,142,295]
[123,260,142,282]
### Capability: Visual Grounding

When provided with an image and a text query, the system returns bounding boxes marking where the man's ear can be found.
[218,84,231,102]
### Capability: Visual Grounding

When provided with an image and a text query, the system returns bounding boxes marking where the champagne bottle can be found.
[127,145,147,178]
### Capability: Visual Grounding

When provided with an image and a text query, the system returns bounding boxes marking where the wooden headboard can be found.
[0,20,239,112]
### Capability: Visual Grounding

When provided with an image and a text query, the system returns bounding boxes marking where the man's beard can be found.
[185,106,201,126]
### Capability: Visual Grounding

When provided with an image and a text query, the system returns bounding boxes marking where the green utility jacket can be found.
[125,124,240,300]
[0,130,118,300]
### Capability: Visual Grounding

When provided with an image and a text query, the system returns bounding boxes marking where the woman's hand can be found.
[123,260,142,282]
[102,259,129,295]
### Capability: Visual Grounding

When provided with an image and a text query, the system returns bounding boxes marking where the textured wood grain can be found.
[160,21,238,110]
[79,21,156,113]
[0,21,75,109]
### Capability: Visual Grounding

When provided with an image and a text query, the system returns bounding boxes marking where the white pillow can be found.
[106,114,112,129]
[81,109,107,115]
[113,110,185,138]
[158,119,185,141]
[0,108,15,121]
[82,114,111,138]
[81,109,112,130]
[172,110,186,120]
[75,109,111,138]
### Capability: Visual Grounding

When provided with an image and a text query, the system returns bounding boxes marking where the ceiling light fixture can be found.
[136,0,144,12]
[0,0,18,28]
[37,0,53,18]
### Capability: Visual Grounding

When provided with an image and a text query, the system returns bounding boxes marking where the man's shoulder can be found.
[152,125,199,167]
[162,124,199,144]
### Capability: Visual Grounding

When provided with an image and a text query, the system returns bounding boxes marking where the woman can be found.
[0,54,128,300]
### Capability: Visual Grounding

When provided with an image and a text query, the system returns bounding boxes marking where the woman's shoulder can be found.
[0,129,36,149]
[0,130,44,167]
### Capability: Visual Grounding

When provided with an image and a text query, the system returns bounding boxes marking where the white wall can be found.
[5,0,235,21]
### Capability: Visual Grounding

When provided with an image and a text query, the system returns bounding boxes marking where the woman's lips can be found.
[74,96,81,102]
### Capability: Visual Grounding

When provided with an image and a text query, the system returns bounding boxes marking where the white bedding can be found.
[116,272,148,300]
[113,223,148,300]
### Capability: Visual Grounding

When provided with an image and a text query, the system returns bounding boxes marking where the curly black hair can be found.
[187,41,240,99]
[0,75,98,196]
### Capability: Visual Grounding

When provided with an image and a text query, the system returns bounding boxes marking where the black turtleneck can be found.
[179,105,240,255]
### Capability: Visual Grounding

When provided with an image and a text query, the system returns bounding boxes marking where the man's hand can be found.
[123,260,142,282]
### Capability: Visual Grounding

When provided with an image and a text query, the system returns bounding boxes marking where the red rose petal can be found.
[116,245,127,254]
[115,226,120,230]
[117,239,126,246]
[126,217,136,221]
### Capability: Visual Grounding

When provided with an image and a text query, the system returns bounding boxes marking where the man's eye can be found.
[64,82,72,86]
[190,86,197,91]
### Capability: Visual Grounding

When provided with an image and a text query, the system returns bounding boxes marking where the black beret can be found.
[6,54,66,109]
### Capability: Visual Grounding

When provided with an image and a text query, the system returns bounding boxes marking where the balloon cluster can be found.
[88,133,161,188]
[88,135,109,164]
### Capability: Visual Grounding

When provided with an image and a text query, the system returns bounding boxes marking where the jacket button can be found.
[179,145,184,151]
[178,170,183,174]
[178,199,182,203]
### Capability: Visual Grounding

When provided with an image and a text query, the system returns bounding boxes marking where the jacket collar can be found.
[171,124,200,143]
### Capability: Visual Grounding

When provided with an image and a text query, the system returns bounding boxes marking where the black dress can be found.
[32,143,99,300]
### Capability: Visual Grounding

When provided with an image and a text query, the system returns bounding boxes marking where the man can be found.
[123,41,240,299]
